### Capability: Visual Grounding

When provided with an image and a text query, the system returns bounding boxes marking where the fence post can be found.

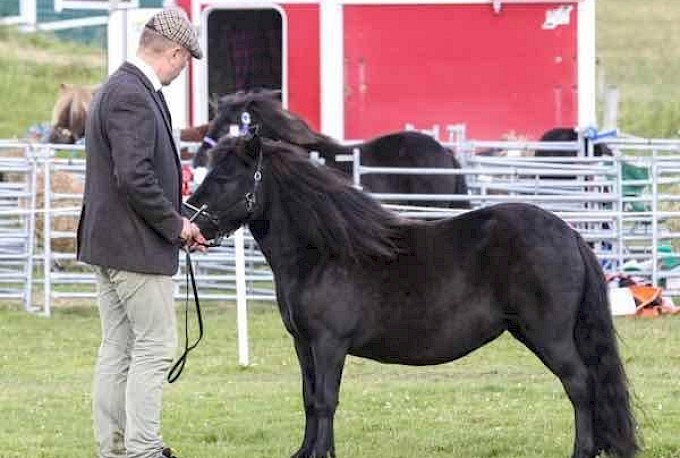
[23,145,38,312]
[41,146,52,317]
[650,150,659,287]
[603,86,620,131]
[234,227,249,366]
[352,147,361,189]
[615,156,624,274]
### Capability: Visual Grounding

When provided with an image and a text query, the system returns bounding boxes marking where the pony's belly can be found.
[349,346,463,366]
[349,323,505,366]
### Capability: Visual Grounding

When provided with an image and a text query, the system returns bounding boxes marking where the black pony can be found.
[192,90,469,208]
[187,134,638,458]
[534,127,614,181]
[535,127,613,157]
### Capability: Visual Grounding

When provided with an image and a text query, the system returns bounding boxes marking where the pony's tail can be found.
[574,236,639,458]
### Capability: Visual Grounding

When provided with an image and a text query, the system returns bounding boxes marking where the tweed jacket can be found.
[77,62,183,275]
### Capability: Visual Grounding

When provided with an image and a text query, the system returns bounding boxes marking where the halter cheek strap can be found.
[245,147,264,212]
[184,140,264,244]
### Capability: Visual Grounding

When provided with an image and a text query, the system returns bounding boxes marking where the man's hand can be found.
[180,217,208,253]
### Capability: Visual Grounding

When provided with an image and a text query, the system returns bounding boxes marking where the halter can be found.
[182,202,224,247]
[245,139,264,213]
[184,136,264,246]
[201,135,217,149]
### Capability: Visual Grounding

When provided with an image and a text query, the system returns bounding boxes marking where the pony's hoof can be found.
[290,450,333,458]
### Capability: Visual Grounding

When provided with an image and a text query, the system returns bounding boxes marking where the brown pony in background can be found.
[48,83,97,144]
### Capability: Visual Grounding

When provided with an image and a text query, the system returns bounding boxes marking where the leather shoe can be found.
[162,448,178,458]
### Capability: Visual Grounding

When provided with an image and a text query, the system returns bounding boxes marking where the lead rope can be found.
[167,249,204,383]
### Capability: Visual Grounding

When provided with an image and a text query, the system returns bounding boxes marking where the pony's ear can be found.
[244,130,261,159]
[259,88,282,100]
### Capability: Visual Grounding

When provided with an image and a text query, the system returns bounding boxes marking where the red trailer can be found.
[171,0,596,142]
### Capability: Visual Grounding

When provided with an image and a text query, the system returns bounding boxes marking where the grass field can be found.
[597,0,680,137]
[0,26,105,139]
[1,303,679,458]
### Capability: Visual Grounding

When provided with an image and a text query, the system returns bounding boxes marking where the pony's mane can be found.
[218,90,337,148]
[214,136,405,262]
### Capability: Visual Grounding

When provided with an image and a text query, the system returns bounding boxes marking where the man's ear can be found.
[172,46,185,58]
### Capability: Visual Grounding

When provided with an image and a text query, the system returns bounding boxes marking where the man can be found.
[77,8,205,458]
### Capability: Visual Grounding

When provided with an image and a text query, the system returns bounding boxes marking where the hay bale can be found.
[34,170,84,254]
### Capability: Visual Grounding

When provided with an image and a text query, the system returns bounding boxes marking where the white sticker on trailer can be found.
[542,5,573,30]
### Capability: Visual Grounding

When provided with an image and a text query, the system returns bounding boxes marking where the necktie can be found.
[157,89,172,127]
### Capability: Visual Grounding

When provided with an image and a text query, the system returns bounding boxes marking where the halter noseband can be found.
[182,202,224,247]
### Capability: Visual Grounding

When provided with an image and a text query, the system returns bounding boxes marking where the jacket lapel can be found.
[120,62,179,155]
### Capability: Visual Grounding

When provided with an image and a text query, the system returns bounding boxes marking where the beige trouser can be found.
[93,267,177,458]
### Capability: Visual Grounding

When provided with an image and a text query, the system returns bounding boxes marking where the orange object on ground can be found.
[628,285,680,317]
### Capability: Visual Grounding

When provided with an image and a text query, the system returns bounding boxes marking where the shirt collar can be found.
[128,55,163,92]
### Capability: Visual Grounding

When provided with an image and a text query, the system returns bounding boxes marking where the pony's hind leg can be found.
[508,325,597,458]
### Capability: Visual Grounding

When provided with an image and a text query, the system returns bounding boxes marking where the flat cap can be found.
[146,8,203,59]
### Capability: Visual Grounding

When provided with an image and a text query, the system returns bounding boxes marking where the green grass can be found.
[1,303,679,457]
[597,0,680,137]
[0,26,105,138]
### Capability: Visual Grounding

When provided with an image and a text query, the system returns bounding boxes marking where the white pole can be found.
[42,148,52,317]
[352,147,361,189]
[577,0,597,128]
[107,0,127,76]
[603,86,620,131]
[21,0,37,29]
[320,0,344,139]
[24,146,38,313]
[234,227,249,366]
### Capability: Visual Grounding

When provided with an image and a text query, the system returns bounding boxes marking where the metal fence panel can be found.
[1,138,678,315]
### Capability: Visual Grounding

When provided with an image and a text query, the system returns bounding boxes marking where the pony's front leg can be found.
[290,338,317,458]
[309,338,348,458]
